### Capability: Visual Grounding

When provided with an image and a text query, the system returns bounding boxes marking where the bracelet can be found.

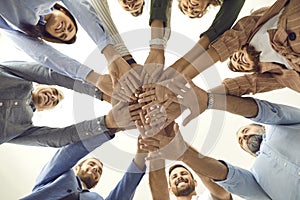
[149,38,166,48]
[126,58,136,65]
[207,92,214,109]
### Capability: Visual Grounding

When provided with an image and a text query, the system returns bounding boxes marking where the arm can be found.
[201,0,245,43]
[89,0,132,59]
[181,147,271,199]
[197,170,231,200]
[0,61,104,100]
[32,131,113,190]
[61,0,111,51]
[210,73,285,96]
[9,116,111,147]
[149,159,170,200]
[2,29,92,81]
[145,0,172,65]
[105,137,147,200]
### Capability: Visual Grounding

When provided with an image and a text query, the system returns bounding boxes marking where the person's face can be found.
[44,8,76,42]
[76,158,103,189]
[178,0,210,18]
[169,167,196,196]
[118,0,144,14]
[230,48,256,72]
[32,85,63,111]
[236,125,265,156]
[287,23,300,54]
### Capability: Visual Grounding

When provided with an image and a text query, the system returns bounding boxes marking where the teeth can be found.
[177,182,186,187]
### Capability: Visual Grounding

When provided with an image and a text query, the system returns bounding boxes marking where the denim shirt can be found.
[0,61,105,147]
[0,0,112,81]
[217,99,300,199]
[21,132,145,200]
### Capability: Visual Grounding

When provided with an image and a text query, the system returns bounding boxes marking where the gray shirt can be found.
[0,61,108,147]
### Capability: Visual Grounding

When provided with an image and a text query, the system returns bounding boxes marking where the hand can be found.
[138,83,176,105]
[96,74,113,97]
[112,67,142,102]
[108,56,132,88]
[105,101,142,129]
[141,101,182,136]
[139,123,188,161]
[167,78,208,126]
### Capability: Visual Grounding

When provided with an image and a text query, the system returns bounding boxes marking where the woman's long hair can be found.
[20,3,78,44]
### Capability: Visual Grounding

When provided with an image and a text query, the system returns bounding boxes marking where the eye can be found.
[288,32,296,41]
[67,24,73,32]
[59,33,67,40]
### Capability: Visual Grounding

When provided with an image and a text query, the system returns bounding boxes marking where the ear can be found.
[74,165,80,175]
[194,179,198,187]
[169,187,173,194]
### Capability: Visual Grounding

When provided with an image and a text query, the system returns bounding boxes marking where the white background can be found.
[1,0,299,199]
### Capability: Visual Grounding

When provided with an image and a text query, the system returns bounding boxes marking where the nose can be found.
[51,94,57,101]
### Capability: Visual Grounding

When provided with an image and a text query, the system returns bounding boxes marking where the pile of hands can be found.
[97,56,209,159]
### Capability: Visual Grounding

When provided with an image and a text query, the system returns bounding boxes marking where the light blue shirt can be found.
[0,0,112,81]
[217,99,300,200]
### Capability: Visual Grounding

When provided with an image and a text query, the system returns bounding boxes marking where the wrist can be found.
[207,92,215,109]
[149,38,166,49]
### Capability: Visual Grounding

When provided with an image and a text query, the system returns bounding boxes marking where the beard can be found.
[77,169,98,189]
[247,134,263,154]
[172,181,196,197]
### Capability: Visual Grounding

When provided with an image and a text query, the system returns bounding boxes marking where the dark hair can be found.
[131,1,145,17]
[20,3,78,44]
[77,157,103,168]
[169,164,194,180]
[178,0,222,18]
[228,45,261,72]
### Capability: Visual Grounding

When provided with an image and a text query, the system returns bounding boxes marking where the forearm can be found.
[102,44,121,63]
[212,94,258,118]
[133,151,147,171]
[198,175,232,200]
[90,0,131,57]
[149,159,170,200]
[181,146,228,181]
[178,46,220,79]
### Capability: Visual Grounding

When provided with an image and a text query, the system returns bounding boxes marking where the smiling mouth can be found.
[55,21,63,32]
[189,1,198,6]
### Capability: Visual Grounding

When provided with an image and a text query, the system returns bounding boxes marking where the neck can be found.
[176,191,197,200]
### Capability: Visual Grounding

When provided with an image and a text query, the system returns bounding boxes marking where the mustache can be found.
[247,134,263,154]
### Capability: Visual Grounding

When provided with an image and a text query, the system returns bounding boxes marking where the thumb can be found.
[182,113,196,126]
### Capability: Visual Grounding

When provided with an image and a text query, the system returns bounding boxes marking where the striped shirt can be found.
[211,0,300,95]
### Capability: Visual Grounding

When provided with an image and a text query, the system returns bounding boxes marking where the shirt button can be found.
[98,127,101,131]
[14,102,18,105]
[97,121,100,124]
[284,163,287,167]
[95,88,98,91]
[0,102,3,106]
[298,172,300,176]
[85,133,89,136]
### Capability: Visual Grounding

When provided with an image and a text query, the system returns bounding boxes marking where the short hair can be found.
[168,164,194,180]
[177,0,221,18]
[236,123,263,135]
[228,45,261,72]
[131,1,145,17]
[77,157,103,168]
[20,3,78,44]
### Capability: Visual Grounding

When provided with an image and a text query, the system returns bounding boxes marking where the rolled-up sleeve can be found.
[215,162,271,200]
[249,99,300,125]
